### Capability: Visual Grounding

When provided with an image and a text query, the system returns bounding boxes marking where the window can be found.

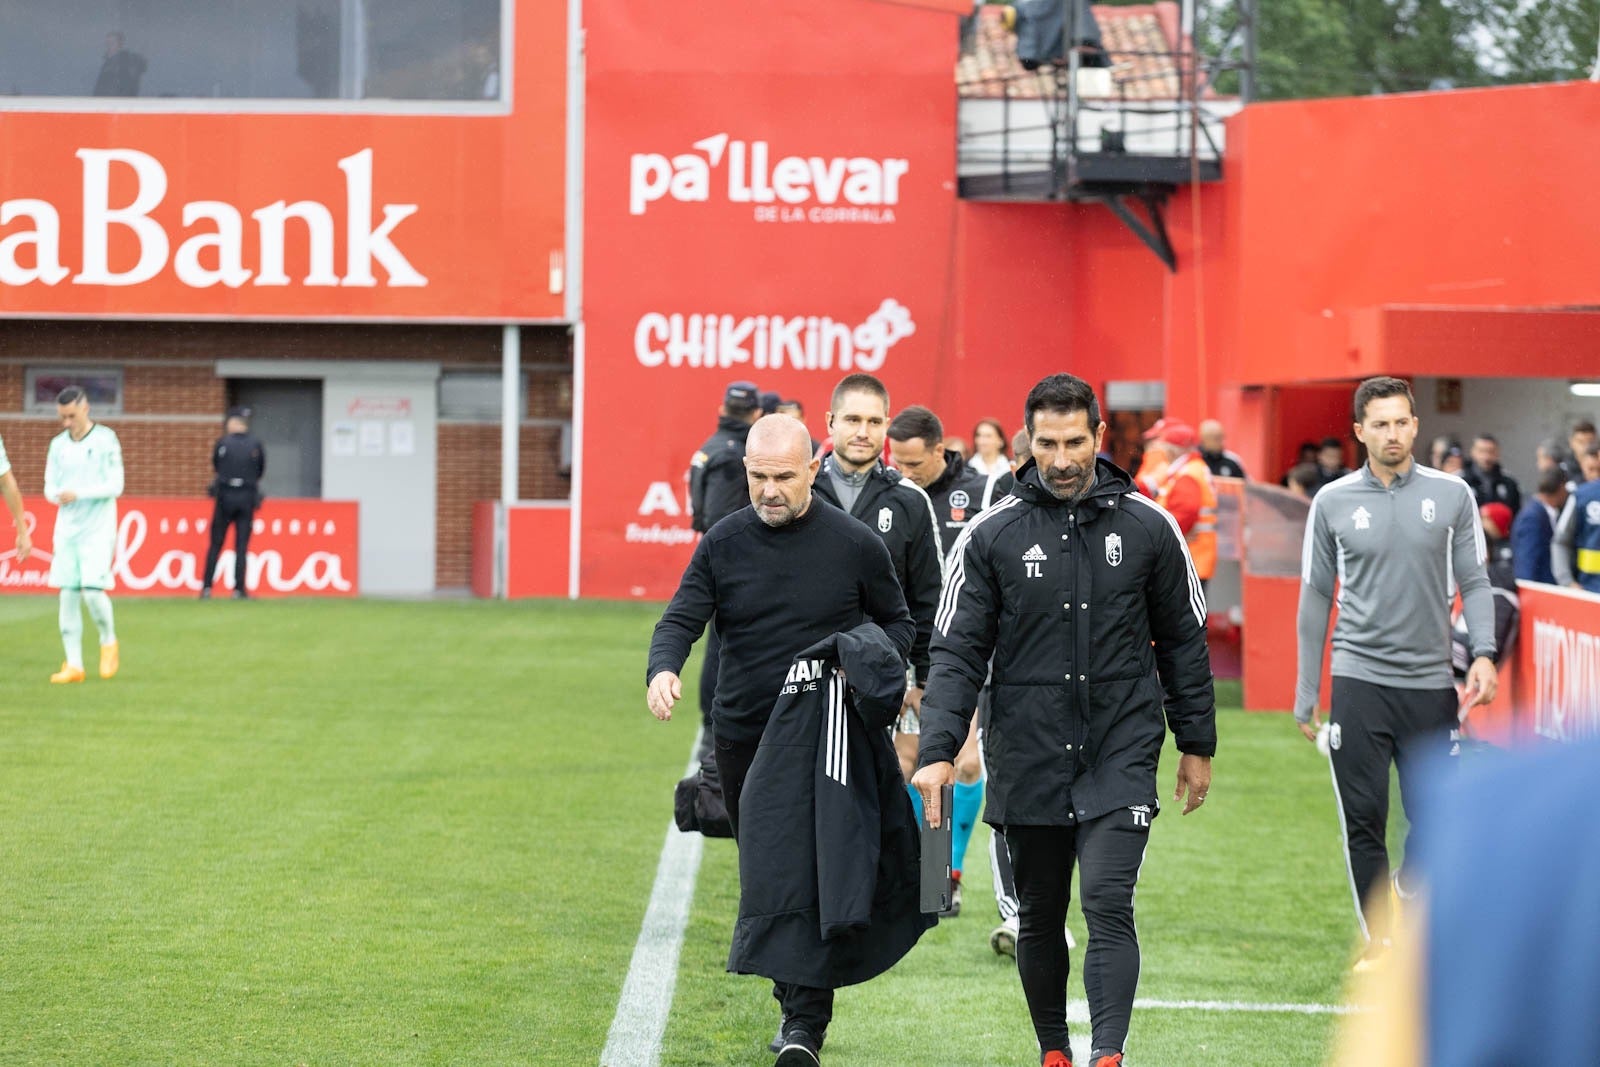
[26,367,124,414]
[439,370,523,421]
[0,0,504,103]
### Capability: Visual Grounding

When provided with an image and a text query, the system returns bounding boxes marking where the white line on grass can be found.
[599,732,706,1067]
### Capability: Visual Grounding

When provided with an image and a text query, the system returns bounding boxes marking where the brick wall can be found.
[0,320,572,589]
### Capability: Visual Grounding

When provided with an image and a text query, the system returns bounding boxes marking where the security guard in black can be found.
[201,408,265,599]
[689,381,761,533]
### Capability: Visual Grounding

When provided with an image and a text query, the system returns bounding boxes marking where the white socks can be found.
[83,589,117,646]
[59,590,84,669]
[60,589,116,669]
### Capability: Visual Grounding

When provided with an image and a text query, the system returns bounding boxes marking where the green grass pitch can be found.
[1,598,1368,1065]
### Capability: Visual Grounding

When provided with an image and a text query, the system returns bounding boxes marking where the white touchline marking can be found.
[1064,998,1359,1023]
[599,731,706,1067]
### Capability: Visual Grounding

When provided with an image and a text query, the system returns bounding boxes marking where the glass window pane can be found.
[27,368,124,413]
[0,0,503,103]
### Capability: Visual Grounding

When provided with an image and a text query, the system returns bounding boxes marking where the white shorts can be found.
[49,527,116,590]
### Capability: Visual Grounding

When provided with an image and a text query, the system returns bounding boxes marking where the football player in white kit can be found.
[43,386,124,684]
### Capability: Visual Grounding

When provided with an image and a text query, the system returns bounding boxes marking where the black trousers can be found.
[1007,809,1152,1058]
[712,733,834,1038]
[990,828,1021,924]
[203,489,257,592]
[1328,676,1458,943]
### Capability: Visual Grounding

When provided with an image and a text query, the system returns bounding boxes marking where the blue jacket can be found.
[1419,743,1600,1064]
[1510,498,1557,584]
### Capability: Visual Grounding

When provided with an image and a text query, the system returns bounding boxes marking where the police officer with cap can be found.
[688,381,763,737]
[201,406,266,600]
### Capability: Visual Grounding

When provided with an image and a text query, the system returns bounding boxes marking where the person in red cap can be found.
[1479,501,1515,566]
[1142,419,1218,590]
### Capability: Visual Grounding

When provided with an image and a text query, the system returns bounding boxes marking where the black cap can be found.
[724,381,759,411]
[226,405,252,421]
[759,391,781,415]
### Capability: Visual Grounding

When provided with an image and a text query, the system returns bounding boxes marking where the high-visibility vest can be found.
[1157,452,1218,580]
[1574,482,1600,591]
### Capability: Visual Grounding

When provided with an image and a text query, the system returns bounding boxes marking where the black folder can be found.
[919,783,954,914]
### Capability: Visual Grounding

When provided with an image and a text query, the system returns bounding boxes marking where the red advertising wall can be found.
[1218,81,1600,389]
[4,497,358,597]
[1504,582,1600,745]
[0,1,566,322]
[1240,575,1600,752]
[579,0,964,599]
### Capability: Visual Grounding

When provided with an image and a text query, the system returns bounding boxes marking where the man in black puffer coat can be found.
[913,374,1216,1067]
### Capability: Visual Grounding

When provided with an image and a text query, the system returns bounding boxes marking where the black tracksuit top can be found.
[918,458,1216,825]
[647,497,915,744]
[811,457,943,686]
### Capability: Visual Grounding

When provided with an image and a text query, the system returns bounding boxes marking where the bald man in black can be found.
[647,415,914,1064]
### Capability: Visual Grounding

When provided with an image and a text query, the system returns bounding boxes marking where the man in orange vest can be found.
[1142,419,1218,591]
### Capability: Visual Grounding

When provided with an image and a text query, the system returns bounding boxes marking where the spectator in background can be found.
[1314,436,1352,493]
[1285,463,1319,501]
[1439,444,1465,476]
[1479,502,1514,566]
[984,428,1032,503]
[92,32,146,96]
[1463,434,1521,514]
[1512,468,1568,585]
[1580,443,1600,484]
[1551,469,1600,594]
[1428,434,1458,469]
[1198,419,1247,480]
[946,436,969,463]
[1535,437,1572,480]
[1570,419,1597,468]
[1143,419,1218,592]
[776,398,821,455]
[465,41,499,98]
[759,391,782,417]
[968,417,1012,478]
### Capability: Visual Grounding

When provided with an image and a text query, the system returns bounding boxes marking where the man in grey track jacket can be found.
[1295,376,1498,966]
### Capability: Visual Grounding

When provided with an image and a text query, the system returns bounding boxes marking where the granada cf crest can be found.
[878,507,893,532]
[1105,532,1123,567]
[1421,498,1436,523]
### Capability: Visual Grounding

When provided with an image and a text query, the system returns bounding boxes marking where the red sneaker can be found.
[1042,1052,1073,1067]
[1092,1055,1124,1067]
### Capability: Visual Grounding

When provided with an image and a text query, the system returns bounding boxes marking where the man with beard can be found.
[647,415,915,1065]
[1295,376,1498,970]
[812,375,943,822]
[1463,434,1521,514]
[913,373,1216,1067]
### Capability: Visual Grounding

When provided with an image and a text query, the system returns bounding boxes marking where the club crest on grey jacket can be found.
[812,456,944,686]
[917,458,1216,826]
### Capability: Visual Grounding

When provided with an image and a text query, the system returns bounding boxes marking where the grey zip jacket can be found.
[1295,461,1496,722]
